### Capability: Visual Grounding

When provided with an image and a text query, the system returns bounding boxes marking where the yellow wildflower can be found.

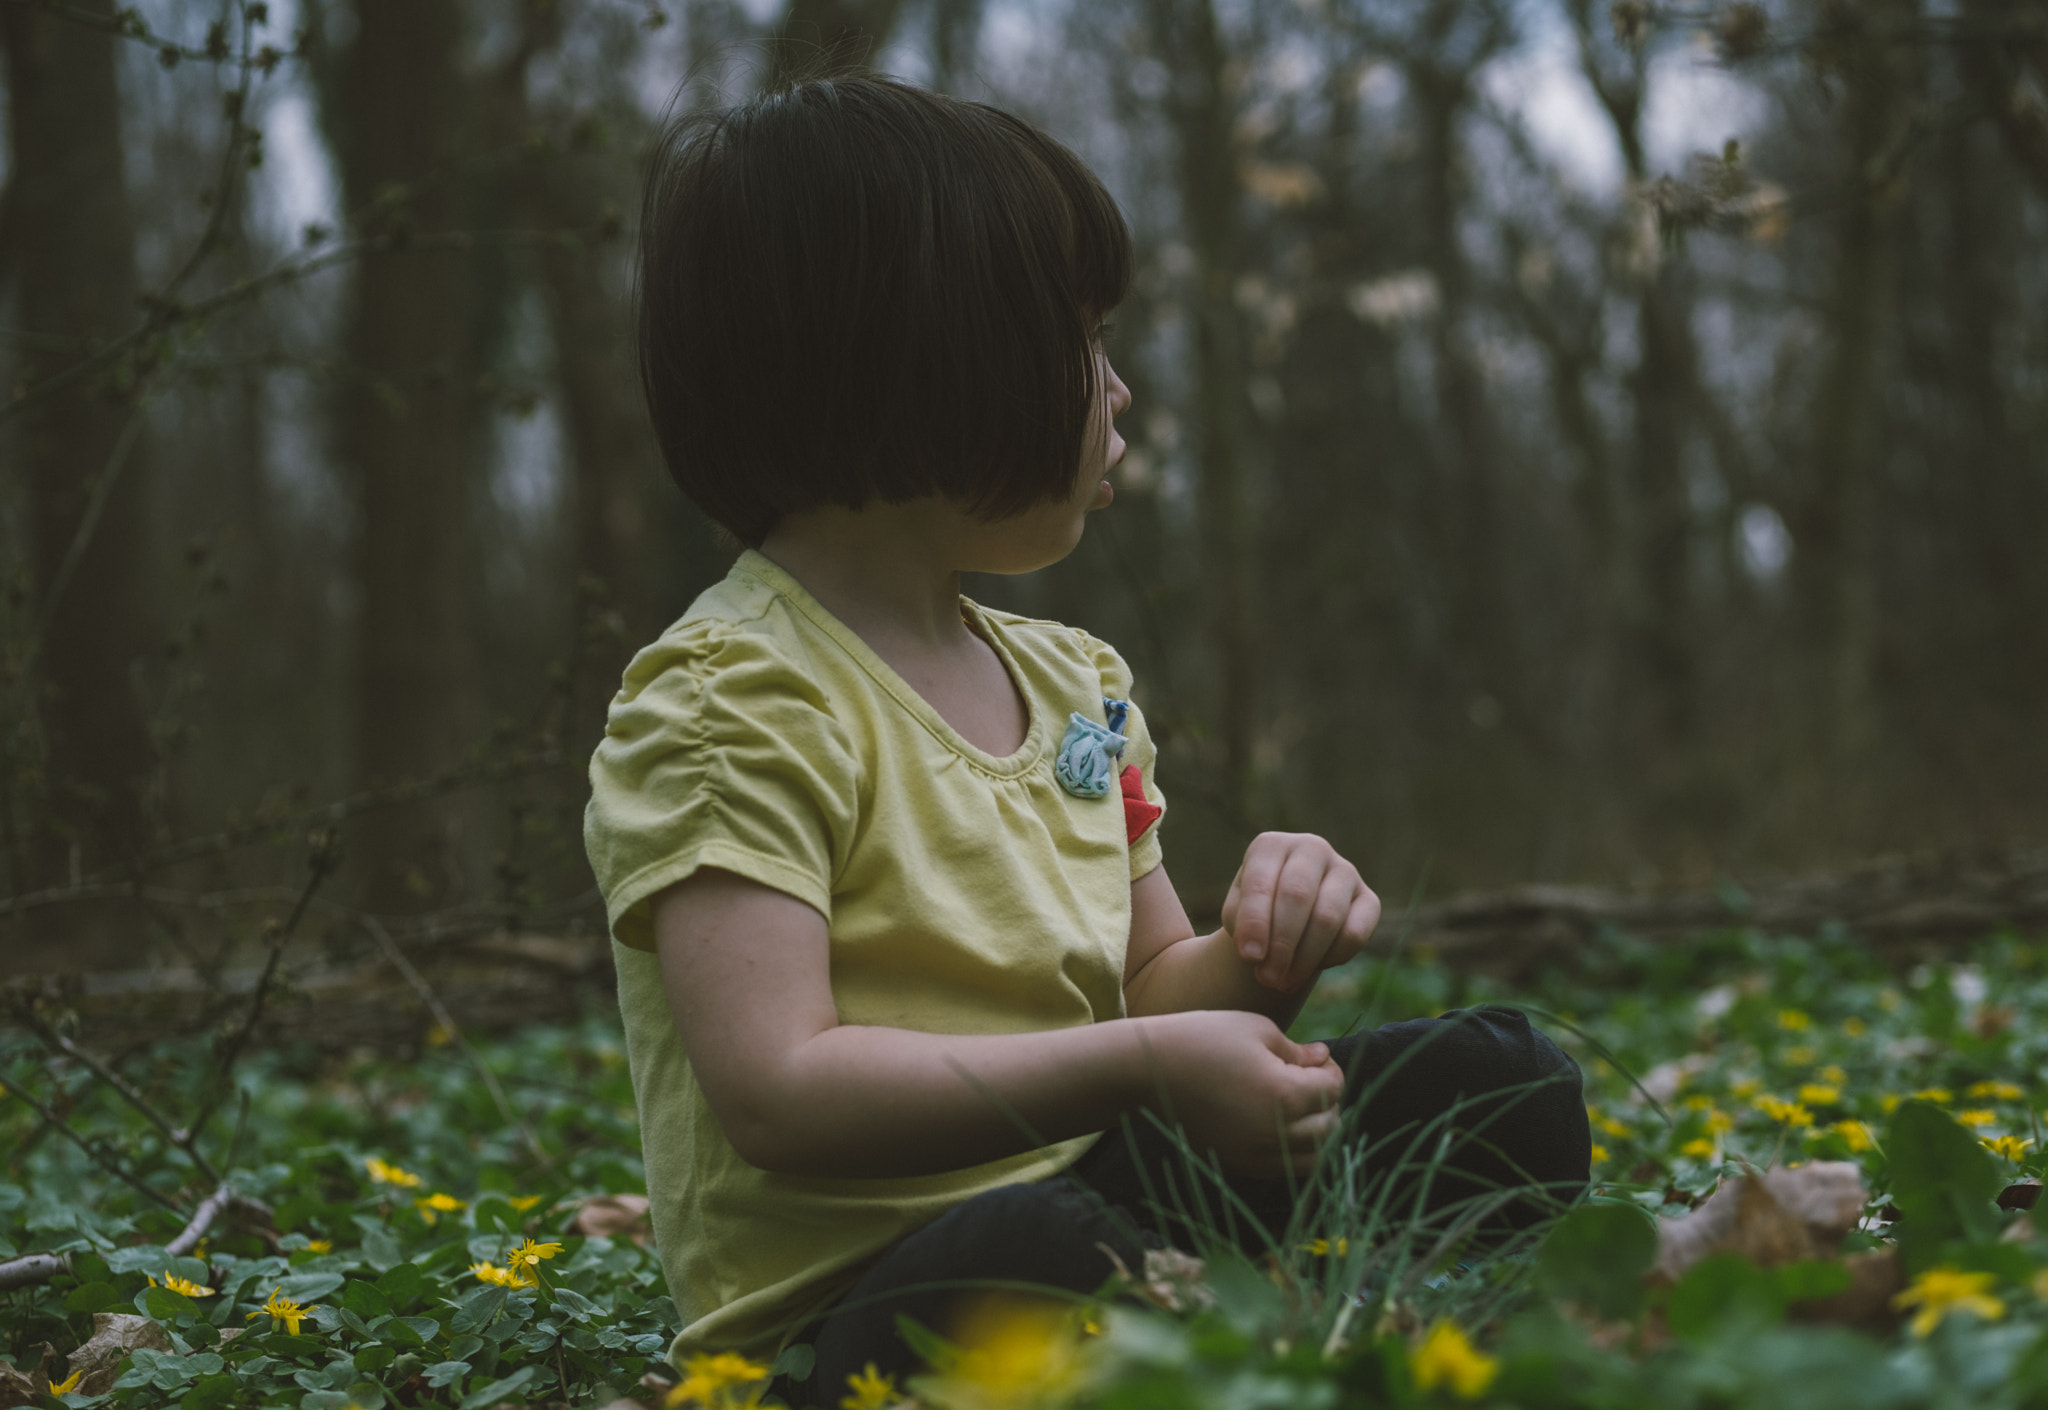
[1833,1120,1876,1152]
[2032,1268,2048,1302]
[364,1157,422,1188]
[507,1194,543,1211]
[1595,1114,1630,1139]
[667,1351,772,1409]
[506,1237,565,1280]
[841,1363,899,1410]
[1778,1009,1811,1032]
[1411,1320,1500,1399]
[248,1286,320,1336]
[1820,1065,1849,1086]
[1680,1137,1717,1160]
[303,1239,333,1254]
[1730,1077,1762,1099]
[1590,1143,1609,1165]
[1882,1094,1904,1114]
[1784,1046,1817,1067]
[1969,1081,2024,1101]
[1843,1016,1869,1036]
[471,1261,533,1288]
[917,1296,1082,1410]
[1681,1094,1714,1111]
[1798,1084,1841,1107]
[1753,1095,1814,1127]
[1984,1135,2031,1161]
[48,1369,83,1395]
[1913,1088,1953,1105]
[153,1272,215,1297]
[1299,1237,1351,1257]
[1705,1107,1734,1135]
[1893,1267,2005,1338]
[1958,1109,1998,1128]
[414,1192,466,1224]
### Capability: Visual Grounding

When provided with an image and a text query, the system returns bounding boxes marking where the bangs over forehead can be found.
[637,76,1133,546]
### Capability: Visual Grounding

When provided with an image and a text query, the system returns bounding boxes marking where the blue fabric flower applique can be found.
[1055,697,1130,799]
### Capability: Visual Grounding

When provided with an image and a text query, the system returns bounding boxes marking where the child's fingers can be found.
[1257,846,1328,987]
[1332,886,1381,966]
[1229,843,1287,963]
[1280,867,1365,989]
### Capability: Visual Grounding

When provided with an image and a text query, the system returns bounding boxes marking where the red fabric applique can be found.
[1119,765,1162,845]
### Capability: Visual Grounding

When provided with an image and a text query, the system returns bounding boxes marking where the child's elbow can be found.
[711,1091,825,1175]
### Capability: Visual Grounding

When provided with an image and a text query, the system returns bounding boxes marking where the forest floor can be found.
[6,922,2048,1409]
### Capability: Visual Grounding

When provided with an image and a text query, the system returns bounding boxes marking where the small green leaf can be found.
[1774,1260,1852,1303]
[773,1342,816,1381]
[65,1281,121,1313]
[340,1278,392,1320]
[450,1286,507,1334]
[360,1225,403,1271]
[178,1370,237,1410]
[424,1360,472,1389]
[374,1262,426,1311]
[1537,1201,1657,1321]
[380,1314,439,1349]
[143,1285,201,1323]
[458,1364,539,1410]
[275,1272,345,1303]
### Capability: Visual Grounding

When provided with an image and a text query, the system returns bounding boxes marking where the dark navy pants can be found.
[776,1005,1589,1408]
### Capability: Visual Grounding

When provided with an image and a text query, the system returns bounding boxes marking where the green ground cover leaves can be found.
[6,927,2048,1407]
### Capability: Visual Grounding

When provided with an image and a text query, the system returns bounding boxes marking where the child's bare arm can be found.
[652,869,1344,1180]
[1122,837,1379,1024]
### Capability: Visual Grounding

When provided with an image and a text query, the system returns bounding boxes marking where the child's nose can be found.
[1106,361,1132,415]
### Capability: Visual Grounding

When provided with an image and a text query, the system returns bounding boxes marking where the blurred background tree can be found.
[3,0,2045,978]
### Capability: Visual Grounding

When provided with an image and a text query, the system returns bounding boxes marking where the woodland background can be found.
[4,0,2047,985]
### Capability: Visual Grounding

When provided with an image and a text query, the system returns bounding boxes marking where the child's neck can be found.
[759,501,1033,756]
[757,501,976,653]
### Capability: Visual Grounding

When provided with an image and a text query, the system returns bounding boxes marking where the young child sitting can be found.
[585,74,1590,1405]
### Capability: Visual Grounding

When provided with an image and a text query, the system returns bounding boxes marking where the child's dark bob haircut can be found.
[637,76,1132,547]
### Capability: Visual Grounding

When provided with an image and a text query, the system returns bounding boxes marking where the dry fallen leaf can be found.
[0,1343,55,1410]
[1653,1161,1867,1281]
[1096,1243,1215,1314]
[65,1312,174,1396]
[573,1193,653,1246]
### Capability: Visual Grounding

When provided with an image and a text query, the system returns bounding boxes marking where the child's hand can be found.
[1144,1010,1343,1176]
[1221,832,1379,993]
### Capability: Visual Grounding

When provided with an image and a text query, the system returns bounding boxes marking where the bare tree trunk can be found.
[1405,1,1514,721]
[769,0,912,79]
[1,3,155,885]
[1151,0,1255,824]
[1798,0,1920,758]
[335,0,484,912]
[1569,0,1700,752]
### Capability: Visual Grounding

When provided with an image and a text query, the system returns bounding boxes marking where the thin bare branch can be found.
[0,1076,182,1212]
[0,0,296,69]
[14,396,152,683]
[181,830,338,1149]
[166,1185,272,1258]
[0,1252,69,1291]
[358,913,547,1162]
[9,999,222,1185]
[0,748,563,914]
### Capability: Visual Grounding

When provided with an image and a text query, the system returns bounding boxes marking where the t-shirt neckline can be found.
[732,549,1047,778]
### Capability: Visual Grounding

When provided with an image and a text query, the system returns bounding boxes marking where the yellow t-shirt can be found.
[584,549,1166,1361]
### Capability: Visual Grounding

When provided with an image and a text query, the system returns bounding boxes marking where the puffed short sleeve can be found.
[584,622,861,951]
[1073,629,1167,880]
